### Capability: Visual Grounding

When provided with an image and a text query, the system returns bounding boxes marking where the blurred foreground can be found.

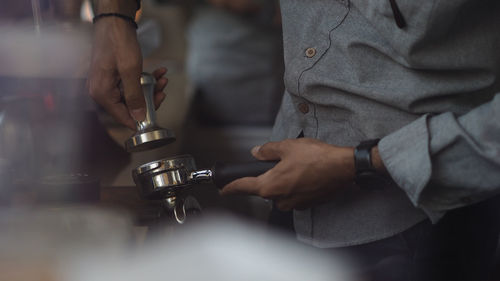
[0,208,352,281]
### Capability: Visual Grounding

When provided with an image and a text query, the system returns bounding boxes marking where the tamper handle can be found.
[212,161,278,189]
[137,72,157,131]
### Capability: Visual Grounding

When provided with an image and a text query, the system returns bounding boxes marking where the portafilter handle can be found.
[137,72,157,131]
[190,161,279,188]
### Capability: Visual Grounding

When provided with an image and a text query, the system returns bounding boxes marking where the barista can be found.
[89,0,500,280]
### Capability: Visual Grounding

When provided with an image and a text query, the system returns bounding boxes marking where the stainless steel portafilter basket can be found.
[125,73,176,152]
[132,155,277,200]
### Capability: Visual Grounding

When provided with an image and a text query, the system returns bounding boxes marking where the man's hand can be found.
[207,0,261,14]
[88,14,167,130]
[220,138,357,211]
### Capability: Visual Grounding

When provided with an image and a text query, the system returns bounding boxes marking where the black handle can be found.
[212,161,278,189]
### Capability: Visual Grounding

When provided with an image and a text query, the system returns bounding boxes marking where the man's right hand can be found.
[88,1,168,130]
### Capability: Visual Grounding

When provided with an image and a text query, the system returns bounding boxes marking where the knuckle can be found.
[259,182,281,199]
[259,142,271,151]
[256,180,268,197]
[259,188,273,199]
[257,182,273,199]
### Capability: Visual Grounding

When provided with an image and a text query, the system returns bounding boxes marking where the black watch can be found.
[354,139,389,190]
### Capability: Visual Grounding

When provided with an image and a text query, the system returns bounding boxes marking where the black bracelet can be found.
[93,13,138,29]
[135,0,141,11]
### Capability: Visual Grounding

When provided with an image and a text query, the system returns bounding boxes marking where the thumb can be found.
[251,141,283,161]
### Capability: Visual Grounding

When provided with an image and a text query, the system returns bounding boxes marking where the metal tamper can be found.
[125,72,176,152]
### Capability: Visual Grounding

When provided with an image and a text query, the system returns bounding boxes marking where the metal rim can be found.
[132,155,197,199]
[125,128,176,153]
[133,155,196,176]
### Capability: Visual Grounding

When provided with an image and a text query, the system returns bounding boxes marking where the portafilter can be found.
[132,155,278,200]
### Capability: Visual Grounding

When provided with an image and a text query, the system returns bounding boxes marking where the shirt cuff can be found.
[378,115,444,222]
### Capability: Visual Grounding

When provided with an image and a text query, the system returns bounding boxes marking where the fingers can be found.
[154,76,168,109]
[153,67,167,78]
[90,65,168,127]
[251,141,285,161]
[120,63,144,121]
[89,17,144,128]
[220,163,282,198]
[88,68,137,129]
[153,68,168,110]
[101,96,137,130]
[154,92,166,110]
[120,66,168,120]
[220,177,261,196]
[113,37,143,121]
[155,77,168,93]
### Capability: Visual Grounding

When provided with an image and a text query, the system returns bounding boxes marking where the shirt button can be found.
[305,47,317,58]
[298,102,310,114]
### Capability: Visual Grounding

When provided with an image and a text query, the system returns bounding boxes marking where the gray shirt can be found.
[272,0,500,247]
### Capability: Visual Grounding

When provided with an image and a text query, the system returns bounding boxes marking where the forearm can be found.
[89,0,148,128]
[92,0,139,17]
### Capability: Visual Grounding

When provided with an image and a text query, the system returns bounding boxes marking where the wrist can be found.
[93,13,138,29]
[371,146,389,177]
[354,140,390,189]
[341,147,356,178]
[93,0,138,18]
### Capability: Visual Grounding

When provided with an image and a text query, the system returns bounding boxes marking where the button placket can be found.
[285,0,349,96]
[296,45,324,95]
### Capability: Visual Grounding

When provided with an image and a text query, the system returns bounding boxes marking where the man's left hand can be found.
[220,138,356,211]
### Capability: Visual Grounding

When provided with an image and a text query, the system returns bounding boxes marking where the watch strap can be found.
[354,139,389,190]
[354,139,380,173]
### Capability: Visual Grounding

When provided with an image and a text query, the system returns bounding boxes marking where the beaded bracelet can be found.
[93,13,138,29]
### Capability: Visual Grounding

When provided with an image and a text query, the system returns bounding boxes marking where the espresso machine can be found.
[128,73,276,224]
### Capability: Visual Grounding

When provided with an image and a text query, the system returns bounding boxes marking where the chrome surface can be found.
[160,196,202,224]
[133,155,196,176]
[137,73,157,131]
[173,200,186,224]
[189,169,213,183]
[132,155,198,199]
[125,72,176,152]
[163,196,177,209]
[125,127,176,152]
[151,169,187,191]
[133,155,208,224]
[161,196,186,224]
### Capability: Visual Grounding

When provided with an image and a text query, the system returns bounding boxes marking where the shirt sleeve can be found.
[378,93,500,223]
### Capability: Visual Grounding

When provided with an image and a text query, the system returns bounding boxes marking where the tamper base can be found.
[125,127,176,152]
